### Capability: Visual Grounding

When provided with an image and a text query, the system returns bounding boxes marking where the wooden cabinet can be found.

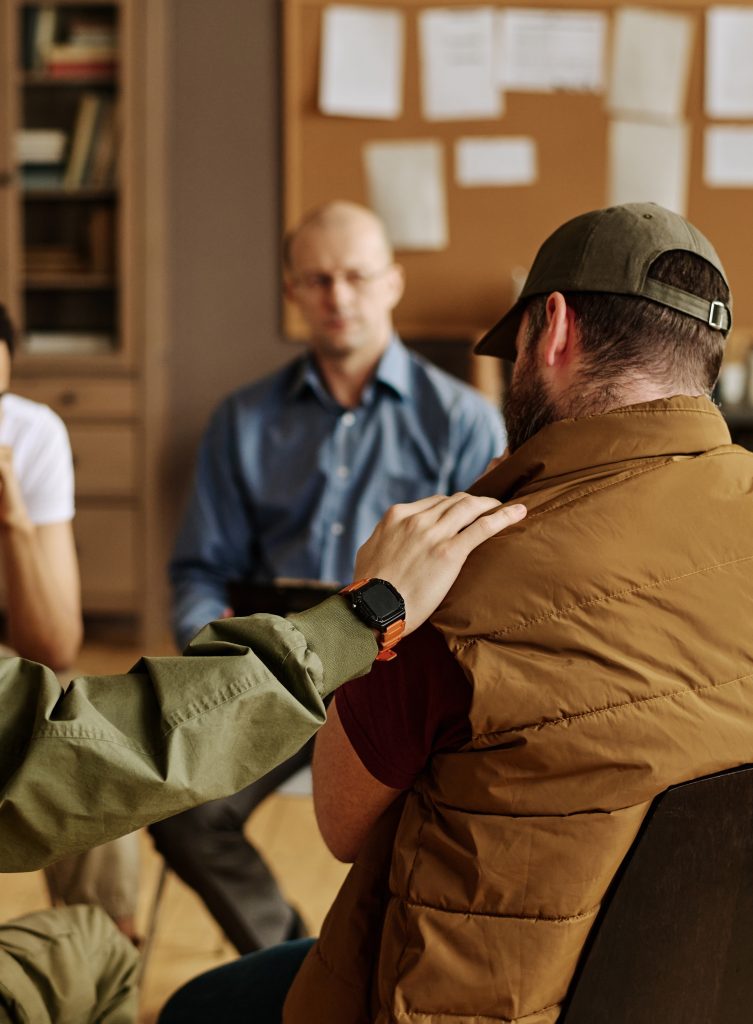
[0,0,169,642]
[74,505,137,611]
[68,423,137,497]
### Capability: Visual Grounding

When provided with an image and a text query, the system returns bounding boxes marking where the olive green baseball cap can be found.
[475,202,732,360]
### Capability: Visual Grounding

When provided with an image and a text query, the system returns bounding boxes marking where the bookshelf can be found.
[13,3,120,360]
[0,0,170,642]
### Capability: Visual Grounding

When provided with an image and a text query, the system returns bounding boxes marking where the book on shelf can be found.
[21,8,36,69]
[24,332,114,356]
[87,207,116,273]
[22,8,118,75]
[63,93,101,189]
[62,94,117,190]
[86,101,117,188]
[28,6,58,71]
[22,165,65,190]
[68,16,117,49]
[17,128,67,165]
[25,245,85,275]
[46,43,117,78]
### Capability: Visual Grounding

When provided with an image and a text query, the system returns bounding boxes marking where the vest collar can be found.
[471,396,731,502]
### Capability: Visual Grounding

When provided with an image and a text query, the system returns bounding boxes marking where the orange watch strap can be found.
[340,578,368,594]
[375,618,405,662]
[340,579,405,661]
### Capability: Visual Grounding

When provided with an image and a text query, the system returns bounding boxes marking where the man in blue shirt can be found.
[151,200,505,954]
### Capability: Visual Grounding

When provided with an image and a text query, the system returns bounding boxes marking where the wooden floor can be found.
[0,641,350,1023]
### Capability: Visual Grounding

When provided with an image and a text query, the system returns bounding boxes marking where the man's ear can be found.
[283,274,297,305]
[386,263,405,311]
[541,292,577,368]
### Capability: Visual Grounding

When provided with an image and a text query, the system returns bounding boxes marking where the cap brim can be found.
[474,299,526,360]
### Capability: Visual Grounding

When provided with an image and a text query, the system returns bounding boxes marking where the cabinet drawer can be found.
[69,425,137,497]
[75,506,137,610]
[12,378,137,419]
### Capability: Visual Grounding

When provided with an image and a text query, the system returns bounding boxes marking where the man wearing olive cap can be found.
[160,203,753,1024]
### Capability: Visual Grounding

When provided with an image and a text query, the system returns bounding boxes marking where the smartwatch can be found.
[340,577,406,661]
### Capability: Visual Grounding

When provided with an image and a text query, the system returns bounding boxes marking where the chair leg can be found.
[137,859,170,986]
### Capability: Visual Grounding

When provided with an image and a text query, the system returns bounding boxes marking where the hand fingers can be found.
[431,493,505,534]
[388,492,496,535]
[382,494,448,522]
[456,502,527,554]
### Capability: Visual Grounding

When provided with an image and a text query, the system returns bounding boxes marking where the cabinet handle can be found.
[0,170,13,188]
[59,390,78,407]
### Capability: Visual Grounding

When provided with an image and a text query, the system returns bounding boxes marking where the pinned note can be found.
[364,140,448,250]
[705,7,753,118]
[608,8,695,121]
[704,126,753,187]
[418,7,502,121]
[608,119,690,215]
[455,137,537,187]
[319,5,404,119]
[494,9,606,93]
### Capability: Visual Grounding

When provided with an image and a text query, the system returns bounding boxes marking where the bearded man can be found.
[160,202,753,1024]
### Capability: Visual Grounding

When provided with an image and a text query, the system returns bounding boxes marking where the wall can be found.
[163,0,292,532]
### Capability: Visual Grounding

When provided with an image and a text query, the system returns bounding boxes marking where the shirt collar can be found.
[470,396,732,502]
[287,355,326,403]
[372,335,411,400]
[286,334,410,406]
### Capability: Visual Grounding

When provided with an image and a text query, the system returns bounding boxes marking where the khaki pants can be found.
[45,662,141,923]
[44,832,140,921]
[0,904,139,1023]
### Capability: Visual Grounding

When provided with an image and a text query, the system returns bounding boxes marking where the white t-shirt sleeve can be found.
[0,396,75,525]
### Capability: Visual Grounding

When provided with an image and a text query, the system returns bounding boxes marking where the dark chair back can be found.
[227,580,337,617]
[560,763,753,1024]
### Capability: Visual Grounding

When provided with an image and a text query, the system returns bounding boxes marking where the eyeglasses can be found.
[290,266,393,293]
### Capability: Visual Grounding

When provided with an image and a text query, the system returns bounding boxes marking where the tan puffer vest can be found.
[285,397,753,1024]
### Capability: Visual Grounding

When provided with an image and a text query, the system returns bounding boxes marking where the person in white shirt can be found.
[0,304,139,944]
[0,313,81,669]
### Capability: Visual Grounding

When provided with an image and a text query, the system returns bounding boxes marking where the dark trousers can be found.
[148,740,313,954]
[158,938,314,1024]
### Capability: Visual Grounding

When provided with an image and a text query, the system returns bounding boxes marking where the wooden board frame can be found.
[283,0,753,361]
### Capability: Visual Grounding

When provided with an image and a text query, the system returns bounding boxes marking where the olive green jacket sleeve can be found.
[0,596,377,871]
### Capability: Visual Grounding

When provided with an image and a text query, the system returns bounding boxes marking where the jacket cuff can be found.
[288,595,378,696]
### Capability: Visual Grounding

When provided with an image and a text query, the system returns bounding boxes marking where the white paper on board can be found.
[607,119,690,215]
[494,9,606,93]
[418,7,502,121]
[319,5,404,119]
[608,7,695,121]
[705,7,753,119]
[704,125,753,187]
[455,136,537,186]
[363,140,448,250]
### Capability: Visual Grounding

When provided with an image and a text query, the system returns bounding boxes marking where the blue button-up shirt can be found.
[170,338,506,647]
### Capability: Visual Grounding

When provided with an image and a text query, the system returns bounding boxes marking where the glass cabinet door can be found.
[13,1,122,362]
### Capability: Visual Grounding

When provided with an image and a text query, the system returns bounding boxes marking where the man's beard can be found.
[503,354,559,453]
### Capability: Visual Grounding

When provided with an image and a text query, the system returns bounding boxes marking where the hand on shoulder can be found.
[354,492,526,635]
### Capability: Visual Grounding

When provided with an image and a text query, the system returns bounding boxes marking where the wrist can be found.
[288,595,378,695]
[340,578,406,662]
[0,512,34,536]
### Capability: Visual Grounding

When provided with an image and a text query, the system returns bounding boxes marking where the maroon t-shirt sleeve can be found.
[335,622,473,791]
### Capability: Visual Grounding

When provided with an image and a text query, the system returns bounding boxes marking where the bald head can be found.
[284,201,393,270]
[283,200,404,364]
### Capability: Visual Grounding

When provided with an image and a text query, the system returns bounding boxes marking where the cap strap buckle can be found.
[708,300,727,330]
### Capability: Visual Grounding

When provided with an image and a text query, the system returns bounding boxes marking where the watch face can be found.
[355,579,405,627]
[362,582,400,620]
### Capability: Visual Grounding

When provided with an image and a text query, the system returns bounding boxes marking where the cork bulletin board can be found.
[282,0,753,373]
